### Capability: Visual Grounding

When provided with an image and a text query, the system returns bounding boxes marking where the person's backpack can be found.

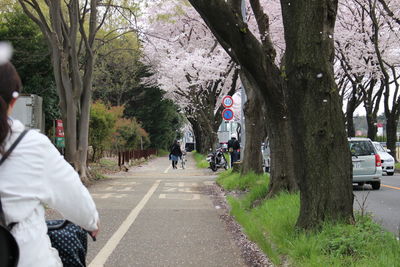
[0,221,19,267]
[0,129,30,267]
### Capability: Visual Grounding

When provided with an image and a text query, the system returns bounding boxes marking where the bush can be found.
[89,102,117,161]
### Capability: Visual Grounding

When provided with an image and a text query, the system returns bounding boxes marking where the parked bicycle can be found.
[181,152,187,169]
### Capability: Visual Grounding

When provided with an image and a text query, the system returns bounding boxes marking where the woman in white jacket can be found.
[0,61,99,265]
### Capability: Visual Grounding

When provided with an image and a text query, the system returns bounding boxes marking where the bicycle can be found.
[181,153,186,169]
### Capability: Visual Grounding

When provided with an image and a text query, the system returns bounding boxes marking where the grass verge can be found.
[217,171,400,267]
[192,150,209,168]
[395,162,400,170]
[157,149,169,157]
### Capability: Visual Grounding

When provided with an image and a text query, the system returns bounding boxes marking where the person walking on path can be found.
[169,140,182,169]
[0,58,99,267]
[227,134,240,167]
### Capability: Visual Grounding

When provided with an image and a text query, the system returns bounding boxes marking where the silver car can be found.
[372,142,395,176]
[348,138,382,190]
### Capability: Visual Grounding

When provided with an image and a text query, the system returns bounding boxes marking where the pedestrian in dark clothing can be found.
[227,135,240,167]
[170,140,182,169]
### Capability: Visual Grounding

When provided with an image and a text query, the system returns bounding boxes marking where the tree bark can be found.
[189,117,215,154]
[240,72,265,175]
[240,70,298,195]
[386,113,398,160]
[281,0,354,228]
[266,111,298,197]
[366,114,378,141]
[345,86,358,137]
[189,118,203,153]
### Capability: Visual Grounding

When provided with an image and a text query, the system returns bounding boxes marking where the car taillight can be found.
[375,154,382,167]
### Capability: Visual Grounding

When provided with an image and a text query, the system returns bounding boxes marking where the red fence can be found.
[118,149,157,167]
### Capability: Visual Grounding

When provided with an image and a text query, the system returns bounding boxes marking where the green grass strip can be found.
[217,171,400,267]
[192,150,209,168]
[157,149,169,157]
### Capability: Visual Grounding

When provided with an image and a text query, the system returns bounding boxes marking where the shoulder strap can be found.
[0,129,30,229]
[0,129,30,166]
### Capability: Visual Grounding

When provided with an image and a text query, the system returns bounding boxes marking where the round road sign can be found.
[222,96,234,108]
[222,108,234,121]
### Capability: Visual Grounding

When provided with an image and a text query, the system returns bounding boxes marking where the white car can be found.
[372,142,395,176]
[349,138,382,189]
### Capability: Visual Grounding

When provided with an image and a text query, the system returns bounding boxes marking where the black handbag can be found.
[47,220,89,267]
[0,129,30,267]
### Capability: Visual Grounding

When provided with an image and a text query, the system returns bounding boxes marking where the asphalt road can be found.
[85,154,247,267]
[353,173,400,235]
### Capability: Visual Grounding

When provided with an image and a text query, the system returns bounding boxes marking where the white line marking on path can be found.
[89,180,161,267]
[163,166,171,173]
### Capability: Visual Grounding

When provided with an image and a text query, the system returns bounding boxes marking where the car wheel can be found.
[387,172,394,176]
[371,182,381,190]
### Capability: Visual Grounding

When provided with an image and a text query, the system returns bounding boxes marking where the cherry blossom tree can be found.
[188,0,355,229]
[364,0,400,158]
[335,1,384,139]
[142,0,239,154]
[337,0,400,154]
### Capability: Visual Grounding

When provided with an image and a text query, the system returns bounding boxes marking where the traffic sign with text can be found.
[222,96,234,108]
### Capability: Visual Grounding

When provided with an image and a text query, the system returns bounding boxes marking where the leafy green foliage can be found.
[0,8,60,132]
[217,171,400,267]
[93,32,142,106]
[109,106,150,151]
[89,103,150,160]
[89,102,117,161]
[92,34,182,150]
[124,80,183,150]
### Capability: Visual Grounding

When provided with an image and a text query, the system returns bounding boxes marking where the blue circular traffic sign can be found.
[222,108,234,121]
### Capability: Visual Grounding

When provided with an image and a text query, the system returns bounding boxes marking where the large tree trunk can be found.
[201,130,218,154]
[266,112,298,197]
[281,0,354,229]
[241,70,298,195]
[189,118,204,153]
[240,72,265,175]
[346,88,358,137]
[386,114,398,161]
[189,117,217,154]
[366,113,378,141]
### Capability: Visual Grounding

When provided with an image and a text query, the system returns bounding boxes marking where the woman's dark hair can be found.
[0,62,22,153]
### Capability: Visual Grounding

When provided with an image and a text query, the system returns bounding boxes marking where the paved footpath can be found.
[86,153,247,267]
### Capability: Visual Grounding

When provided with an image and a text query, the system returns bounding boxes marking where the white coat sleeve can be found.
[40,138,99,231]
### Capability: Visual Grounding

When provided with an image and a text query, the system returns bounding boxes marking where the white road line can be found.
[163,166,171,173]
[89,180,161,267]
